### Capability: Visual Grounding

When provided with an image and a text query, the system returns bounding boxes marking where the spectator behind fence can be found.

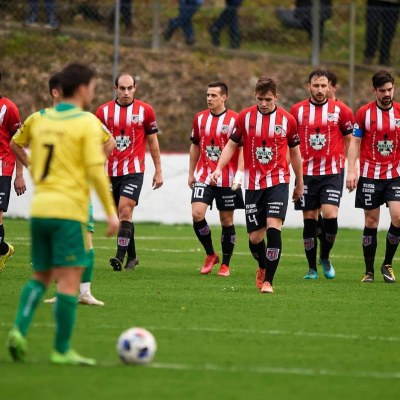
[363,0,400,66]
[24,0,59,30]
[209,0,243,49]
[163,0,203,45]
[276,0,332,49]
[108,0,133,35]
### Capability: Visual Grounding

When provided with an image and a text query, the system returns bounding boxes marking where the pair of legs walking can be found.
[361,202,400,283]
[192,202,236,277]
[302,204,338,279]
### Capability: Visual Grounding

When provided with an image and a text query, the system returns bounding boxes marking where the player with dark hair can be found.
[96,73,163,272]
[0,70,26,272]
[212,77,303,293]
[347,70,400,283]
[291,69,354,280]
[43,72,115,305]
[7,63,118,365]
[189,81,244,277]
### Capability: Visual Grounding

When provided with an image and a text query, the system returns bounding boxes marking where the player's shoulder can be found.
[134,98,155,111]
[238,104,257,118]
[356,101,375,115]
[0,95,19,109]
[96,99,114,112]
[290,99,307,114]
[226,108,238,119]
[194,109,209,119]
[393,101,400,111]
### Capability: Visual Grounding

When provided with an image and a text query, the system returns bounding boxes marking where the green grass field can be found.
[1,219,400,399]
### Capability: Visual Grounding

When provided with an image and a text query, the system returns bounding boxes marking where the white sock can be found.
[80,282,91,295]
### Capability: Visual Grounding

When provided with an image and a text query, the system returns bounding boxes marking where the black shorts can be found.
[245,184,289,233]
[355,177,400,210]
[294,174,341,211]
[110,173,144,206]
[191,182,245,211]
[0,176,12,212]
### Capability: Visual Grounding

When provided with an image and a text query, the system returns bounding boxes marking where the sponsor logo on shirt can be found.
[377,134,393,156]
[309,128,326,150]
[256,141,273,164]
[206,143,221,161]
[115,135,131,151]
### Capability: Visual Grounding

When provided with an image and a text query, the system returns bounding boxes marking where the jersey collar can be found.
[55,103,80,111]
[257,106,277,115]
[309,98,328,107]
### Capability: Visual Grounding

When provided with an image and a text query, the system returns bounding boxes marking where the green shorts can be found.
[31,218,87,271]
[87,202,94,233]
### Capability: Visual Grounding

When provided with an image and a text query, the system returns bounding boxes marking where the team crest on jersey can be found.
[274,125,283,135]
[327,113,338,122]
[206,144,221,161]
[256,142,273,164]
[309,129,326,150]
[131,114,143,125]
[220,124,229,134]
[396,119,400,128]
[115,135,131,151]
[377,134,393,156]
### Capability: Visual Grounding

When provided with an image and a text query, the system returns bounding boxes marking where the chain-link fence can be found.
[1,0,399,150]
[2,1,399,64]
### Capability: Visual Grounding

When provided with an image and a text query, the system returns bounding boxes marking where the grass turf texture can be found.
[1,219,400,399]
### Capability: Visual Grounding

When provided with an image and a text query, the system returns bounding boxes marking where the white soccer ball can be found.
[117,327,157,365]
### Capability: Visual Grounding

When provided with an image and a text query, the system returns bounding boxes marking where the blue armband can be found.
[352,123,363,138]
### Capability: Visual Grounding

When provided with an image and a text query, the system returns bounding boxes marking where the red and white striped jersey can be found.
[96,99,158,176]
[0,96,21,176]
[191,109,238,187]
[354,101,400,179]
[290,98,354,176]
[230,105,299,190]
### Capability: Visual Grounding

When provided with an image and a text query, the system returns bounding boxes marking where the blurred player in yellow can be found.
[42,72,115,306]
[7,63,119,366]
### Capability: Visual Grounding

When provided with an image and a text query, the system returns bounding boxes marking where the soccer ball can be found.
[117,327,157,365]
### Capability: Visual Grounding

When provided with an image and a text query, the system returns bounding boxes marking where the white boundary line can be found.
[2,322,400,343]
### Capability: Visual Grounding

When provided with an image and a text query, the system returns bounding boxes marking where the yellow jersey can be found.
[13,103,113,223]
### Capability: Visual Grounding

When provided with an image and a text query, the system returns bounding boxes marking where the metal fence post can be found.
[311,0,321,67]
[349,1,356,111]
[112,0,121,90]
[152,0,161,50]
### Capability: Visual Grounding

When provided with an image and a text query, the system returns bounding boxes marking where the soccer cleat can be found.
[256,267,266,289]
[319,258,335,279]
[124,257,139,271]
[304,269,318,279]
[109,256,123,271]
[0,244,15,272]
[44,296,57,304]
[200,253,219,274]
[381,264,396,283]
[217,264,230,277]
[260,281,274,294]
[50,349,96,366]
[361,272,374,283]
[78,291,104,306]
[7,327,27,362]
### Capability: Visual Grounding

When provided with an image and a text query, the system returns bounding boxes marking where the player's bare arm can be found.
[103,136,116,157]
[231,146,244,191]
[211,139,238,185]
[10,141,29,169]
[14,159,26,196]
[289,145,304,202]
[188,143,200,189]
[147,134,163,190]
[346,136,361,192]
